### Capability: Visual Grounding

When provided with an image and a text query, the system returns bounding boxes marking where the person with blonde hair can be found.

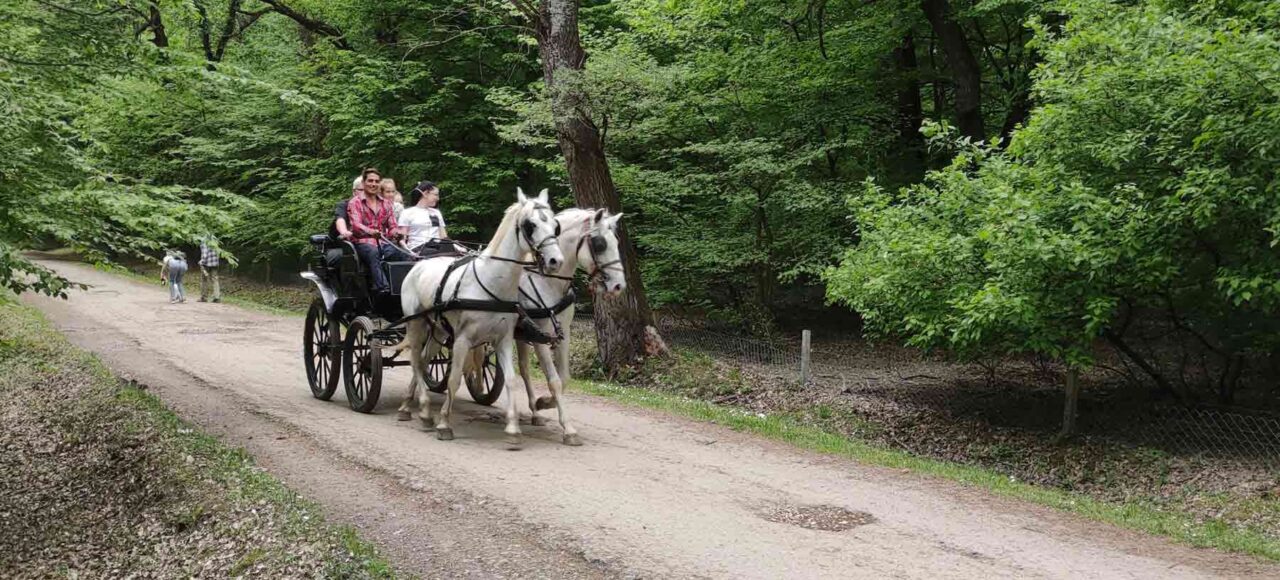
[381,177,405,222]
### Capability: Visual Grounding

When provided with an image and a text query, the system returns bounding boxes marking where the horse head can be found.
[579,208,626,297]
[515,187,565,272]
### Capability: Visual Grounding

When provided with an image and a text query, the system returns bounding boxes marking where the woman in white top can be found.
[398,181,448,255]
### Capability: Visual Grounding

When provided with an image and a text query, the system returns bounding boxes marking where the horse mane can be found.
[482,201,526,257]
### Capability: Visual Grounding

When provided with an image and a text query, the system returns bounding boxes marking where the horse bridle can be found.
[576,221,623,291]
[489,205,560,274]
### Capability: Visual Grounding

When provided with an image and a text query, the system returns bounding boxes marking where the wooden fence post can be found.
[800,330,811,384]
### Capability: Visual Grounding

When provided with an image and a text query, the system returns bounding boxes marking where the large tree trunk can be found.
[921,0,985,142]
[525,0,661,373]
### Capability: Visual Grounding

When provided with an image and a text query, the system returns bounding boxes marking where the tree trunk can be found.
[527,0,661,373]
[921,0,985,142]
[893,31,924,147]
[997,88,1030,147]
[893,30,925,180]
[147,3,168,48]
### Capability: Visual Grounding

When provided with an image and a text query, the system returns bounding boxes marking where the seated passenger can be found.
[323,177,361,269]
[347,168,412,295]
[399,181,451,256]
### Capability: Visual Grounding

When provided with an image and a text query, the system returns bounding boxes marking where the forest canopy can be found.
[2,0,1278,397]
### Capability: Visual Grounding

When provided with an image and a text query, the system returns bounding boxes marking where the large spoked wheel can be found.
[304,298,340,401]
[342,316,382,413]
[425,345,450,394]
[465,346,505,406]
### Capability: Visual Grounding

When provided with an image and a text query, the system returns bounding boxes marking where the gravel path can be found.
[21,260,1280,579]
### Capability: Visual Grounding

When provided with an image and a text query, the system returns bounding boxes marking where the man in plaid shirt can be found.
[198,236,222,303]
[347,168,411,295]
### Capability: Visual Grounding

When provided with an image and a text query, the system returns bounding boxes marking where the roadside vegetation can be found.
[0,298,395,578]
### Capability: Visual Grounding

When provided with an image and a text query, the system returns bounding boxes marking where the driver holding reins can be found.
[347,168,412,295]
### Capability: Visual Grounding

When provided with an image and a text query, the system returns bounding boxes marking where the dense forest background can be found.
[3,0,1279,405]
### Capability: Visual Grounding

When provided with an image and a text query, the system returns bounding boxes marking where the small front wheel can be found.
[342,316,382,413]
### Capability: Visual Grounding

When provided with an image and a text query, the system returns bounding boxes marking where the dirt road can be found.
[21,261,1278,579]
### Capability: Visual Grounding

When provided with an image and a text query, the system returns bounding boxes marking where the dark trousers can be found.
[354,243,411,294]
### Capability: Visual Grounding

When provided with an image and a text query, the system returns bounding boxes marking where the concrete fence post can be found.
[800,329,812,384]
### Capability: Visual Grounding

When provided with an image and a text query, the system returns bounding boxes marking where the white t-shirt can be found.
[399,206,445,248]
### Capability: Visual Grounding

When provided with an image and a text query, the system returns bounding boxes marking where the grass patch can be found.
[0,298,395,577]
[571,378,1280,562]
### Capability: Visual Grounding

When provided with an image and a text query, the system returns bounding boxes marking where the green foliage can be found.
[0,1,247,295]
[493,1,916,321]
[827,0,1280,367]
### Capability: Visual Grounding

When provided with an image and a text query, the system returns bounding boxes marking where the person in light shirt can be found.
[398,181,449,255]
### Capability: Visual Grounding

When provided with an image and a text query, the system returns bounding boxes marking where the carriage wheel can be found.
[342,316,382,413]
[425,345,450,394]
[465,346,505,406]
[304,298,340,400]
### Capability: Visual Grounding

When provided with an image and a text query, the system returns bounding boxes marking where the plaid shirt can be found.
[347,196,397,246]
[199,241,219,268]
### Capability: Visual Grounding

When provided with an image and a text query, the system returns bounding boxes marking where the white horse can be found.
[396,188,564,448]
[515,208,626,446]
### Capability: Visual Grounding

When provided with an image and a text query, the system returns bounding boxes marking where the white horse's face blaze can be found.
[516,189,564,271]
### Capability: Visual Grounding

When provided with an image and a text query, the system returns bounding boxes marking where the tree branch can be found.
[509,0,539,23]
[32,0,126,18]
[257,0,351,50]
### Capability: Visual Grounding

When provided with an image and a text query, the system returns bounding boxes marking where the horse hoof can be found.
[563,433,583,447]
[397,410,412,422]
[534,395,556,411]
[419,418,435,432]
[437,428,454,441]
[505,434,523,450]
[530,415,548,427]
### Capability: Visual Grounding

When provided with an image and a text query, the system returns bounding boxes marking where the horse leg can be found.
[516,341,545,426]
[434,334,471,440]
[535,342,579,446]
[397,320,424,421]
[412,337,443,427]
[536,311,572,411]
[497,334,523,450]
[556,310,572,391]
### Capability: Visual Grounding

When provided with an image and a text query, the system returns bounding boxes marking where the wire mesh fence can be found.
[644,314,1280,466]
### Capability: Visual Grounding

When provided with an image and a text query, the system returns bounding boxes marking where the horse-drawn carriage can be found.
[297,189,624,448]
[299,235,504,413]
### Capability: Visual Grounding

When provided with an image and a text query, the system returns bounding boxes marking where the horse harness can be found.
[392,208,562,347]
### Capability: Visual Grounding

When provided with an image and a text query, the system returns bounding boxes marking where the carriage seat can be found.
[309,234,361,278]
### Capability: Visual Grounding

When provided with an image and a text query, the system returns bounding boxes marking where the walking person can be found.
[198,236,222,303]
[160,250,188,304]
